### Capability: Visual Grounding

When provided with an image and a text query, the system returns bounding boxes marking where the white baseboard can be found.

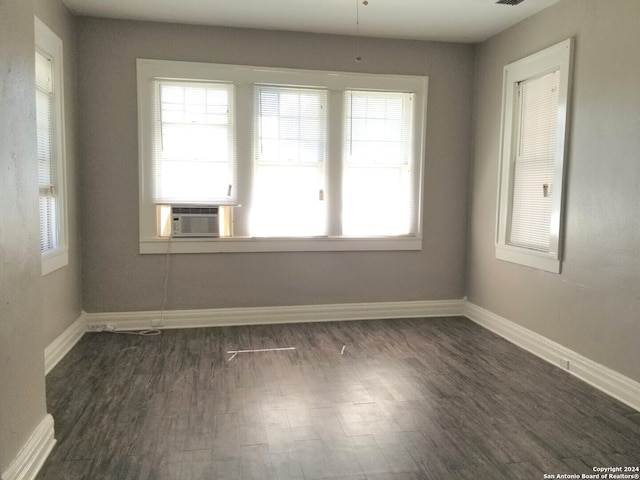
[464,300,640,412]
[83,299,464,331]
[44,315,85,375]
[1,415,56,480]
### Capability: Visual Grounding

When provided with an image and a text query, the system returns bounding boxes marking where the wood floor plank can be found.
[37,317,640,480]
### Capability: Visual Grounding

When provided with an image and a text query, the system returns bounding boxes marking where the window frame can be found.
[251,84,328,237]
[137,59,427,254]
[342,90,417,237]
[495,38,573,273]
[35,16,68,275]
[153,80,237,205]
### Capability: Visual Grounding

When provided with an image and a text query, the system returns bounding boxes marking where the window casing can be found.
[137,59,427,253]
[496,39,572,273]
[35,17,68,275]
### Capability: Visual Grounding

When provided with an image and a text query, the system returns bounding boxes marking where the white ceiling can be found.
[60,0,562,43]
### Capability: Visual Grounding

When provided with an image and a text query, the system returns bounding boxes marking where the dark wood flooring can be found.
[37,317,640,479]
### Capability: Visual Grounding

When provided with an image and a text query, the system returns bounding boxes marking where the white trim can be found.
[44,315,85,375]
[83,299,464,331]
[495,244,560,274]
[1,415,56,480]
[137,58,427,254]
[495,38,573,274]
[463,300,640,412]
[41,247,69,276]
[140,235,422,254]
[35,16,69,276]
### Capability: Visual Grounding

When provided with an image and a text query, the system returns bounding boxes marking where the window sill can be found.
[495,244,560,274]
[42,246,69,276]
[140,235,422,254]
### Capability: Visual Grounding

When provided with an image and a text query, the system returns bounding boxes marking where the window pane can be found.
[509,71,559,251]
[161,124,229,160]
[256,86,326,164]
[251,86,327,236]
[343,165,411,236]
[35,51,52,92]
[159,160,231,204]
[35,50,57,252]
[39,196,56,251]
[251,165,326,237]
[36,89,53,187]
[343,90,414,235]
[153,82,236,205]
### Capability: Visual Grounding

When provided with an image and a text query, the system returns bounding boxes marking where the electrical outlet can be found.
[151,318,163,328]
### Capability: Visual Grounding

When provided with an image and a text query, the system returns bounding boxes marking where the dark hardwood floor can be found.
[37,317,640,479]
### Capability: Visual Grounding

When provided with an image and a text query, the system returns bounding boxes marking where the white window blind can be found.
[153,81,236,205]
[343,90,415,236]
[509,71,559,251]
[251,86,327,237]
[35,50,57,252]
[36,16,68,274]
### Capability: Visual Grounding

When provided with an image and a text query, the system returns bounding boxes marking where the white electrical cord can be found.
[106,235,171,337]
[159,233,172,326]
[90,232,173,336]
[133,233,173,336]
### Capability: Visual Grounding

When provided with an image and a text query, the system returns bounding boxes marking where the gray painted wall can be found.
[76,18,475,313]
[0,0,49,471]
[467,0,640,383]
[34,0,83,347]
[1,0,639,472]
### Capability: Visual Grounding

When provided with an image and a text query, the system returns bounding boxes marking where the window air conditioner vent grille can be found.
[172,206,219,215]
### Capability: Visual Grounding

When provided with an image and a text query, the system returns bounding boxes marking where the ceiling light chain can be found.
[355,0,369,62]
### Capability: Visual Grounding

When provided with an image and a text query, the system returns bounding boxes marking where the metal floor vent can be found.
[496,0,525,5]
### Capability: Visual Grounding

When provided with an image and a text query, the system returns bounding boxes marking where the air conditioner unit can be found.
[171,206,219,237]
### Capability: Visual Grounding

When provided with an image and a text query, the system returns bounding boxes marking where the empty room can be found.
[1,0,639,479]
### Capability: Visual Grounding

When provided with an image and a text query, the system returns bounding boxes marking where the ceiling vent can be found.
[496,0,525,5]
